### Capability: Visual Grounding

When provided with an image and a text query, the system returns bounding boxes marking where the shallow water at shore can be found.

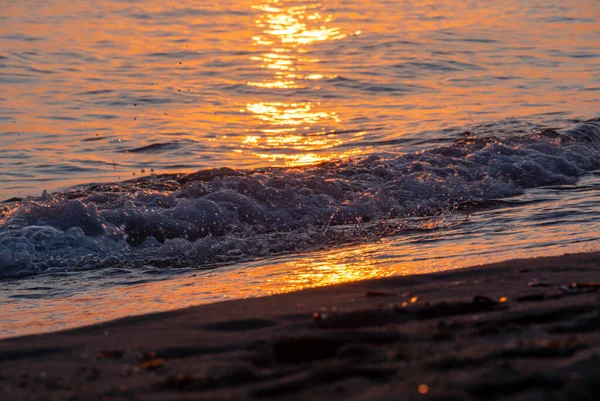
[2,170,599,338]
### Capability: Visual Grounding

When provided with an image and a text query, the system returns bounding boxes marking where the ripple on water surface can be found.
[1,0,599,198]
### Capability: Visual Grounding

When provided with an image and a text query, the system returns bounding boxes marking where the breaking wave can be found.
[1,118,599,278]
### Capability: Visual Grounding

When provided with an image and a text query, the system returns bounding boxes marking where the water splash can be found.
[1,118,599,278]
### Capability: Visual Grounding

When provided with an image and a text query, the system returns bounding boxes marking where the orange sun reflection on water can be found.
[242,0,364,166]
[268,243,394,294]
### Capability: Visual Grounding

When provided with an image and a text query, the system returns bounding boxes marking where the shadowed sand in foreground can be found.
[1,251,600,400]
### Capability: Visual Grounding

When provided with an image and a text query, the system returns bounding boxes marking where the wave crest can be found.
[1,119,599,278]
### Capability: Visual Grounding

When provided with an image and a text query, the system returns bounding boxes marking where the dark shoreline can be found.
[1,251,600,400]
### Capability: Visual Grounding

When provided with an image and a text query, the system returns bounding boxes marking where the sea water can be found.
[1,0,599,337]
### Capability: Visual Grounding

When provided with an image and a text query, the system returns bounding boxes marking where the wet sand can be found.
[1,251,600,400]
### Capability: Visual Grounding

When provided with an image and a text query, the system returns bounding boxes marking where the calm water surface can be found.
[1,0,599,338]
[1,0,599,198]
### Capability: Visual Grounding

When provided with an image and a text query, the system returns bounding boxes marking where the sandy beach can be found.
[1,251,599,400]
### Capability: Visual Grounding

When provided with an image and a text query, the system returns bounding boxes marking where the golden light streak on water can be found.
[271,243,394,293]
[245,102,339,126]
[244,0,362,165]
[253,146,368,166]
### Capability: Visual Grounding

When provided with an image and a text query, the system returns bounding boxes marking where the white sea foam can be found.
[1,119,599,278]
